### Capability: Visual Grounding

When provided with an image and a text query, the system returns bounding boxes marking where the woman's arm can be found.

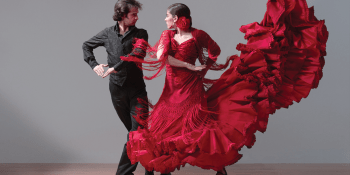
[168,55,206,71]
[156,43,205,71]
[156,45,164,60]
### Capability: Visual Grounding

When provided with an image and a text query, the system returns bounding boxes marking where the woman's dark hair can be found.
[113,0,142,21]
[168,3,192,28]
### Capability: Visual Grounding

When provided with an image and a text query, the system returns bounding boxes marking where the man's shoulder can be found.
[134,27,148,38]
[95,25,114,35]
[105,25,115,31]
[134,27,147,33]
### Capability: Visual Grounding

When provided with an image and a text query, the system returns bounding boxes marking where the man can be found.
[82,1,158,175]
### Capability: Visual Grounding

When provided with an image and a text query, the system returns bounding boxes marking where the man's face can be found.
[122,7,139,27]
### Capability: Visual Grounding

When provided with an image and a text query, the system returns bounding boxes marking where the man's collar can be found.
[115,22,136,34]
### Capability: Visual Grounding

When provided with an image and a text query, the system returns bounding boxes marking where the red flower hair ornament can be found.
[176,16,191,30]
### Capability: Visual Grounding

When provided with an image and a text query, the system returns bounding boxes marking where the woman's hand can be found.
[186,63,206,71]
[197,68,209,79]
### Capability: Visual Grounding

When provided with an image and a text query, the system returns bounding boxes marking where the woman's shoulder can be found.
[161,29,176,35]
[191,28,209,37]
[158,30,176,39]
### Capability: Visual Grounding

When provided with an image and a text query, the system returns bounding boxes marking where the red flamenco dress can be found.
[122,0,328,173]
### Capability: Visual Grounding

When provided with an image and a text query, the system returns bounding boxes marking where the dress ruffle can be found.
[207,0,328,164]
[126,0,328,173]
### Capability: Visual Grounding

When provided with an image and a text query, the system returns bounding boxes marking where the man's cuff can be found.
[86,56,99,69]
[90,61,99,69]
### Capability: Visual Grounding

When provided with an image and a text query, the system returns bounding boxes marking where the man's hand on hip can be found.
[93,64,108,77]
[102,67,118,78]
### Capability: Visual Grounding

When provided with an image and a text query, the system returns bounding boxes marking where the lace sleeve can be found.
[194,29,234,71]
[196,29,221,63]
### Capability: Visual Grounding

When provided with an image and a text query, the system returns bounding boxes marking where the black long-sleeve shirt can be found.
[82,23,148,87]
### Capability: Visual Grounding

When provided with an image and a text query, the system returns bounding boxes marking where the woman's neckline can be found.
[172,37,194,46]
[172,29,194,45]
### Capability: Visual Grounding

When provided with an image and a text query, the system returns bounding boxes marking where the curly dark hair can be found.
[167,3,192,28]
[113,0,143,21]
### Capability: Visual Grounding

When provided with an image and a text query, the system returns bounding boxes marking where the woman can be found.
[122,1,328,174]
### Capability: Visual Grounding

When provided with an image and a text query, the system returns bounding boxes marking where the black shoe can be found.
[160,173,171,175]
[216,168,227,175]
[145,170,154,175]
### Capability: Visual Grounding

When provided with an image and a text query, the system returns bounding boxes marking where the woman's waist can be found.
[166,65,195,76]
[169,52,197,63]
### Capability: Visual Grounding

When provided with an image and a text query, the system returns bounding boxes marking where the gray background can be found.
[0,0,349,164]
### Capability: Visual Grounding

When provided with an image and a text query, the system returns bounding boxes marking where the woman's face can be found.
[165,10,177,29]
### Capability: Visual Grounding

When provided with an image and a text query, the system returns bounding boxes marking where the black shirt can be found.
[82,23,148,87]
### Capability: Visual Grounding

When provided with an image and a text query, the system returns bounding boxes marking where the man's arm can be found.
[103,29,148,78]
[82,28,108,76]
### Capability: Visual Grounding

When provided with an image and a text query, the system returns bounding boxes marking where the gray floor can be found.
[0,163,349,175]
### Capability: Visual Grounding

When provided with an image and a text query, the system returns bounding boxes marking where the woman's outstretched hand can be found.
[186,63,206,71]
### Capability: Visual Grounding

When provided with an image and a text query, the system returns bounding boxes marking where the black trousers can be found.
[109,81,149,175]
